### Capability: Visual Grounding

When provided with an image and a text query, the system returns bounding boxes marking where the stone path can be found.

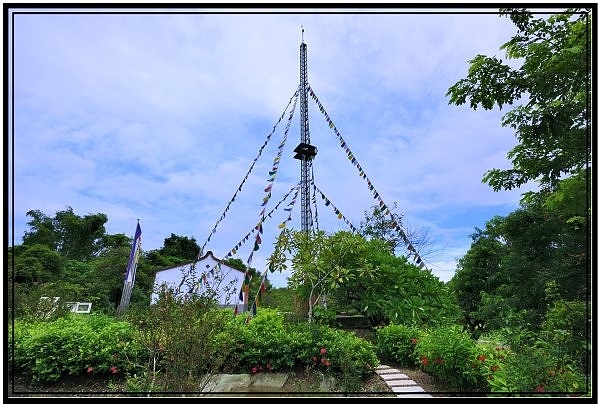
[374,365,434,398]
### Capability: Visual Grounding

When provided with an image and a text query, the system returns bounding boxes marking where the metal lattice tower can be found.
[294,39,317,233]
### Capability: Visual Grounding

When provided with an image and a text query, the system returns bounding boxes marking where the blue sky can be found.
[9,7,542,288]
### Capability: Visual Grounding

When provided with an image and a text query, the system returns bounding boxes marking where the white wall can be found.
[151,252,244,307]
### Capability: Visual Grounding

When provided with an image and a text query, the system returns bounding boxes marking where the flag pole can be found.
[117,220,142,315]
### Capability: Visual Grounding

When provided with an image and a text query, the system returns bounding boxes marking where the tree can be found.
[447,8,591,193]
[22,207,108,260]
[359,202,405,254]
[449,191,588,334]
[268,229,459,327]
[359,202,440,259]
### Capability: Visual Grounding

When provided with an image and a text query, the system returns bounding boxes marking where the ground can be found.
[7,366,445,398]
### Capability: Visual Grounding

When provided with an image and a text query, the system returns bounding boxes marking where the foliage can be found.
[541,299,590,374]
[10,313,144,384]
[12,244,64,284]
[222,308,378,392]
[261,287,295,314]
[375,324,421,367]
[449,189,589,336]
[359,202,404,254]
[24,207,109,260]
[479,329,587,393]
[269,229,460,327]
[311,305,337,327]
[125,293,235,392]
[447,9,591,193]
[413,325,485,391]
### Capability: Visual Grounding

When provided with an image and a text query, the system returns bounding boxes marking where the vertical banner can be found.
[117,221,142,315]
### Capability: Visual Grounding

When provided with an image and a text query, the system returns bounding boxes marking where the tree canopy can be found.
[446,8,591,193]
[447,9,591,339]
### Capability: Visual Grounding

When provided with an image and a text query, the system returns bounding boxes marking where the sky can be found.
[8,6,547,288]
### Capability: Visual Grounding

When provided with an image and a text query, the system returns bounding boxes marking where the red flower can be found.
[420,356,429,366]
[434,358,443,365]
[86,366,93,374]
[324,360,330,367]
[535,385,545,392]
[477,354,486,362]
[490,365,500,372]
[321,358,326,364]
[410,338,418,344]
[320,348,327,355]
[109,366,118,374]
[251,367,257,374]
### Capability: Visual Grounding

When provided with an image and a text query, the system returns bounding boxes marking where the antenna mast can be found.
[294,30,317,233]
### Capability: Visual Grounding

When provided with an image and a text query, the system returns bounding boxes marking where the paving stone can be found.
[377,369,402,375]
[375,364,391,370]
[386,379,418,386]
[391,385,425,393]
[379,373,409,380]
[396,393,434,398]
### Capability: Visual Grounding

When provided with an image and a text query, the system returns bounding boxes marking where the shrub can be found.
[309,325,379,391]
[126,294,235,391]
[413,325,485,391]
[376,324,421,367]
[10,313,144,383]
[480,328,587,394]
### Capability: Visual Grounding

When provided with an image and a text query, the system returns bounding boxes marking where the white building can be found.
[151,251,245,308]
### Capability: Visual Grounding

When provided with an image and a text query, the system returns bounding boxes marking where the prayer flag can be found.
[124,222,142,283]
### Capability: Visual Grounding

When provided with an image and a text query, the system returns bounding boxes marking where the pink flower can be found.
[109,366,118,374]
[477,354,486,362]
[86,366,93,374]
[320,348,327,355]
[324,360,330,367]
[535,385,545,392]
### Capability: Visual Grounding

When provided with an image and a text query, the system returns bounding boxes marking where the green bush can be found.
[224,309,378,391]
[480,329,587,394]
[375,324,421,367]
[126,293,236,391]
[413,325,485,391]
[308,324,379,391]
[10,313,144,383]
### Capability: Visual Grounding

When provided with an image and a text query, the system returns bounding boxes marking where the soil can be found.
[8,365,453,399]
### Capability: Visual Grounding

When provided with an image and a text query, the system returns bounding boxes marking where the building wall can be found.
[151,252,244,307]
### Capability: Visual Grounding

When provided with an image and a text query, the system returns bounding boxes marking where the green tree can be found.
[159,234,200,262]
[447,8,591,193]
[13,244,64,284]
[22,207,108,260]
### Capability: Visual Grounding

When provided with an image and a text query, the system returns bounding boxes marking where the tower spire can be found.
[294,37,317,233]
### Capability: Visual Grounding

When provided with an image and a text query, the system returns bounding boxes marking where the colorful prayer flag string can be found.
[308,85,430,271]
[198,87,300,256]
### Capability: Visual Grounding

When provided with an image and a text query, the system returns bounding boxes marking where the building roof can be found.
[153,250,245,275]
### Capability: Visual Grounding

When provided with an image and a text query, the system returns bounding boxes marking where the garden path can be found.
[374,365,434,398]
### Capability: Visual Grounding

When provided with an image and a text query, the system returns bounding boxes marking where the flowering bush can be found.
[478,329,587,393]
[375,324,422,367]
[413,325,485,391]
[10,313,144,383]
